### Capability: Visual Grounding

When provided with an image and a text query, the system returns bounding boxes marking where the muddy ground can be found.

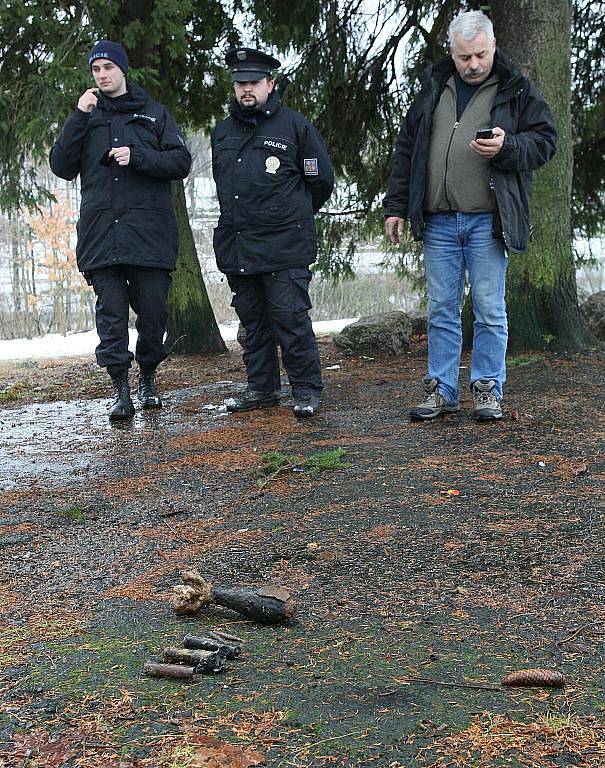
[0,337,604,768]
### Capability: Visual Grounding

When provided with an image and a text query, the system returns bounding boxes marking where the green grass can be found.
[57,505,85,524]
[507,354,543,367]
[257,448,350,488]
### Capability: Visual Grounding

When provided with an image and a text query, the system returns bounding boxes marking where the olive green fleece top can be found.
[425,73,499,213]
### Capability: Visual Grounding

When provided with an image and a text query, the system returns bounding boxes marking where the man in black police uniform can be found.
[212,48,334,417]
[50,40,191,421]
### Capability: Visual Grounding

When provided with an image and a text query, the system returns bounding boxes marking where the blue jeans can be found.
[422,212,508,404]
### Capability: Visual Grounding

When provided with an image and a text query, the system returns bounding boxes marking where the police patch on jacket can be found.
[264,139,287,151]
[265,156,280,174]
[304,158,319,176]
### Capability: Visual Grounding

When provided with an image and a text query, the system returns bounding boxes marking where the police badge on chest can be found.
[265,156,280,174]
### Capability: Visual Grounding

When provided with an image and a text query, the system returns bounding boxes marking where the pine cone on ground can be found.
[501,669,567,688]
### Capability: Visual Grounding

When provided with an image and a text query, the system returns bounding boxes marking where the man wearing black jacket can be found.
[50,40,191,421]
[212,48,334,417]
[384,10,556,422]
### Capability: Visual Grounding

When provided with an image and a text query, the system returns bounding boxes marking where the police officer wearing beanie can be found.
[213,48,334,417]
[50,41,191,421]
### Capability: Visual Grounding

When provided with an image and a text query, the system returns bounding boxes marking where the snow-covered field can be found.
[0,319,357,362]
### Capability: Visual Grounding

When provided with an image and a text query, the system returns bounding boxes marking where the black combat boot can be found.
[293,392,321,418]
[108,370,135,421]
[225,389,280,412]
[138,369,162,409]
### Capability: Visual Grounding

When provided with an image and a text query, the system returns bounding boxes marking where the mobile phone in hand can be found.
[475,129,494,140]
[99,149,113,166]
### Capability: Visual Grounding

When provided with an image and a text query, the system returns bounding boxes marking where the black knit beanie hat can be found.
[88,40,129,74]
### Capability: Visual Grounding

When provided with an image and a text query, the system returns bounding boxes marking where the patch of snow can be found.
[0,318,357,362]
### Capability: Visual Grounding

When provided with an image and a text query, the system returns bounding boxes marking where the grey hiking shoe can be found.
[471,379,503,421]
[409,378,460,421]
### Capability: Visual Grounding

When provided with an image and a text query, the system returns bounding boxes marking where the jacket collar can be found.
[228,89,282,126]
[97,82,148,113]
[420,49,522,95]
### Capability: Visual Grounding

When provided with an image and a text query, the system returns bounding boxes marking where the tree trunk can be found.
[168,180,226,353]
[9,216,24,336]
[491,0,592,351]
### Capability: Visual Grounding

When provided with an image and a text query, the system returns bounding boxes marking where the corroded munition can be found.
[501,669,567,688]
[162,645,226,674]
[171,570,296,624]
[162,646,214,666]
[183,634,241,659]
[144,661,195,680]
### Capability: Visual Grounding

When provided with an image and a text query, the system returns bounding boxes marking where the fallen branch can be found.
[394,675,500,692]
[557,622,594,645]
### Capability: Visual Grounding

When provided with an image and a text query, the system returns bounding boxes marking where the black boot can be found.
[225,389,280,412]
[293,392,321,418]
[109,373,135,421]
[138,370,162,409]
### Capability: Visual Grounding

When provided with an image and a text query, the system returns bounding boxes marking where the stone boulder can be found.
[333,311,413,355]
[409,312,428,337]
[581,291,605,341]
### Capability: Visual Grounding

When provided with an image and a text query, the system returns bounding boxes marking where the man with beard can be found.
[384,10,556,422]
[50,41,191,421]
[212,48,334,417]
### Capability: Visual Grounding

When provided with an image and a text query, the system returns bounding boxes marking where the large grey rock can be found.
[581,291,605,341]
[409,312,428,336]
[333,311,413,355]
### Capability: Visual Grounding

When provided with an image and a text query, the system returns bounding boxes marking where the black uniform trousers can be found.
[89,265,172,373]
[227,268,323,398]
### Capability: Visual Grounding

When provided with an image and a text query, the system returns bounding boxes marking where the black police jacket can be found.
[383,50,557,253]
[50,84,191,273]
[211,91,334,275]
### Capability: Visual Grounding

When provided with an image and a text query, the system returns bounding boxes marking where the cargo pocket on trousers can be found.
[289,267,313,312]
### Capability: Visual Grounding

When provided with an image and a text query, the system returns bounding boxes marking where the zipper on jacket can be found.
[443,121,459,209]
[490,174,507,247]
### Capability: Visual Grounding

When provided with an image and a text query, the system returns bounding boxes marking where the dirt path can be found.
[1,341,604,767]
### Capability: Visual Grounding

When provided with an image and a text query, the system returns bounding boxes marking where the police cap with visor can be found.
[226,47,281,82]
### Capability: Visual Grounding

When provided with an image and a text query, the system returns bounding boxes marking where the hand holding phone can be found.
[475,129,494,140]
[99,149,113,167]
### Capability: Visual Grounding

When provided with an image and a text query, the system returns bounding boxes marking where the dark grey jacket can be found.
[50,84,191,273]
[211,91,334,275]
[383,50,557,253]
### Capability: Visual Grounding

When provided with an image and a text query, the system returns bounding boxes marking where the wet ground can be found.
[0,340,604,767]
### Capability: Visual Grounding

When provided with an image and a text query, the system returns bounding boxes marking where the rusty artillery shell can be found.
[173,570,296,624]
[144,661,195,680]
[211,585,296,624]
[162,646,214,666]
[163,646,226,675]
[183,634,240,659]
[501,669,567,688]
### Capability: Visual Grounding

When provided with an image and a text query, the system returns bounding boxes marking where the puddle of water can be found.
[0,384,233,491]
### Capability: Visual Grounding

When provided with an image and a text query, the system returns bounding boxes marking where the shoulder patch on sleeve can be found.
[303,158,319,176]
